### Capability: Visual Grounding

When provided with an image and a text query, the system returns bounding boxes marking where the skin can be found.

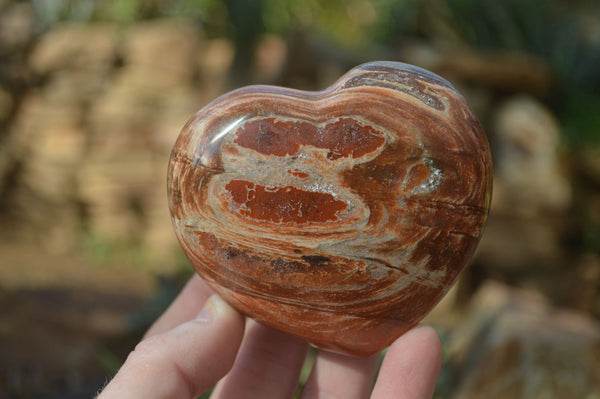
[97,274,443,399]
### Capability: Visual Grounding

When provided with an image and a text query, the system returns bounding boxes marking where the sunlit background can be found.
[1,0,599,397]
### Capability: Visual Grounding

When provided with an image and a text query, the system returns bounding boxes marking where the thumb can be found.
[98,294,245,399]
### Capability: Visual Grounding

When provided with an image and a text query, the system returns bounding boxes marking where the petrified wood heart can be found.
[168,61,492,356]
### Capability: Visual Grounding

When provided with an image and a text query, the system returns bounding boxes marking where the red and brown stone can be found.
[167,62,493,356]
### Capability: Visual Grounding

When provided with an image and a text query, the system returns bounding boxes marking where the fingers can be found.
[371,325,442,399]
[100,272,441,399]
[144,274,214,338]
[300,350,380,399]
[98,294,245,399]
[210,319,309,399]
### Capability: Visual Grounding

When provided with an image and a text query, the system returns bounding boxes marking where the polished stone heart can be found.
[168,61,492,356]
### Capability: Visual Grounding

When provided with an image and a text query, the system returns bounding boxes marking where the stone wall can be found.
[1,17,234,266]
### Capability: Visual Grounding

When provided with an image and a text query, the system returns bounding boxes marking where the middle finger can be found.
[211,319,309,398]
[300,349,381,399]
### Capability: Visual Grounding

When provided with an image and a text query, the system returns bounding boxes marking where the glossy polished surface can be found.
[168,62,492,356]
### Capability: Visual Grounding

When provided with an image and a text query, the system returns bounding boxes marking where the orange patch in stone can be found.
[225,179,347,224]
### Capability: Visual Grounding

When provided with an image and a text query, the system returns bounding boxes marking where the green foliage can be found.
[561,89,600,145]
[445,0,600,85]
[31,0,422,48]
[370,0,421,45]
[31,0,97,26]
[444,0,600,144]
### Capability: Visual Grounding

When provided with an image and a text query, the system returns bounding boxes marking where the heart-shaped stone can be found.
[168,61,492,356]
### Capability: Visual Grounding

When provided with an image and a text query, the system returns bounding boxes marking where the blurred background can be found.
[0,0,599,397]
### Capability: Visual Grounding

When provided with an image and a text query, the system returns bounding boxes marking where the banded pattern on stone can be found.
[168,61,493,356]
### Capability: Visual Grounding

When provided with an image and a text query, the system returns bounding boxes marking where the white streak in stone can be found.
[412,157,444,195]
[210,115,247,144]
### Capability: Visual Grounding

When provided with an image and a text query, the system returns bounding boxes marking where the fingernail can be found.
[195,294,219,322]
[196,294,237,322]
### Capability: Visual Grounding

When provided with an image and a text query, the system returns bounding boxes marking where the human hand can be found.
[97,274,442,399]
